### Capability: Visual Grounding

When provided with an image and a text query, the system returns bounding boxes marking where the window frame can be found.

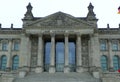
[13,41,20,51]
[100,40,108,51]
[2,41,8,51]
[113,55,119,71]
[0,55,7,71]
[12,55,19,70]
[101,55,108,71]
[112,40,119,51]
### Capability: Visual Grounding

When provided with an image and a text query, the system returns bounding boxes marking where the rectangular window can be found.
[2,42,8,51]
[100,40,107,51]
[112,40,119,51]
[14,42,19,51]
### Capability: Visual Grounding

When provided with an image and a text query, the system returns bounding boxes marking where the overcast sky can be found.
[0,0,120,28]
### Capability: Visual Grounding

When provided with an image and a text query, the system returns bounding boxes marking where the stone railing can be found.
[102,72,120,78]
[101,72,120,82]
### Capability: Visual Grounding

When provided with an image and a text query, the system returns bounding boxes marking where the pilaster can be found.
[6,39,12,71]
[108,39,114,71]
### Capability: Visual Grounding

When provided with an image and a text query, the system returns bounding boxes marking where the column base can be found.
[64,66,70,73]
[109,67,114,72]
[19,71,27,78]
[89,66,100,72]
[92,71,100,79]
[6,67,11,72]
[49,66,55,73]
[35,66,43,73]
[19,66,30,72]
[76,66,83,73]
[18,66,29,78]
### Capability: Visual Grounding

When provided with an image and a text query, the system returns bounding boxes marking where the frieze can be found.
[98,29,120,34]
[0,30,24,34]
[43,30,75,34]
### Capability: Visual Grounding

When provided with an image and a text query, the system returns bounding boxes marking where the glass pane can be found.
[1,55,7,70]
[113,56,119,71]
[100,41,106,51]
[101,56,107,71]
[12,55,19,70]
[56,42,64,72]
[44,42,51,72]
[69,42,76,72]
[14,42,19,50]
[112,43,118,51]
[2,43,7,51]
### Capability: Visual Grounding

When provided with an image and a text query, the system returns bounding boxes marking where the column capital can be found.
[64,33,69,37]
[89,34,94,37]
[50,33,55,37]
[8,38,13,41]
[76,33,81,37]
[25,33,30,37]
[108,39,112,42]
[38,33,43,37]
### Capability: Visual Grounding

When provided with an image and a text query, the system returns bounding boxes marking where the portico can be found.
[25,32,92,73]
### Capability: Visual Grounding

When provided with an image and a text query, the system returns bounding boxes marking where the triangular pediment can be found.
[26,11,93,28]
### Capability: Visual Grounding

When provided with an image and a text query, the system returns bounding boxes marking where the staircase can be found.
[14,72,100,82]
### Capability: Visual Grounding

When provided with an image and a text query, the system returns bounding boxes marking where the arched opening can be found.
[12,55,19,70]
[101,55,108,71]
[0,55,7,70]
[113,55,119,71]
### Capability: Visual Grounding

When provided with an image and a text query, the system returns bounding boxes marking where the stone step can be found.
[14,72,100,82]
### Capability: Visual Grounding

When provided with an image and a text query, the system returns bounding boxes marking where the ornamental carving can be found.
[82,38,89,67]
[30,36,38,68]
[26,12,92,28]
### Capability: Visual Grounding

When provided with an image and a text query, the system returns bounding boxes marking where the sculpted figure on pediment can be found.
[27,12,92,27]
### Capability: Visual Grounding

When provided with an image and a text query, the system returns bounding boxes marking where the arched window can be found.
[101,55,108,71]
[12,55,19,70]
[0,55,7,70]
[113,55,119,71]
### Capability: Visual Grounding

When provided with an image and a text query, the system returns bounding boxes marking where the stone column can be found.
[35,34,43,73]
[6,39,12,71]
[108,39,114,71]
[64,34,70,73]
[49,34,55,73]
[76,34,83,72]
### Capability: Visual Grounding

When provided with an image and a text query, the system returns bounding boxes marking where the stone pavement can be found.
[14,72,100,82]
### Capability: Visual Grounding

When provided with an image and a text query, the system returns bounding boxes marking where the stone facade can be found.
[0,2,120,82]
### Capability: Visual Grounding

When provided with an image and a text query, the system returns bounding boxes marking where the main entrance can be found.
[44,37,76,72]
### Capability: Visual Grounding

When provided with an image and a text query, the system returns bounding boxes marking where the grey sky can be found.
[0,0,120,28]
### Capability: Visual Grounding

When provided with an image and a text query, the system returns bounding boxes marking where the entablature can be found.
[25,28,94,35]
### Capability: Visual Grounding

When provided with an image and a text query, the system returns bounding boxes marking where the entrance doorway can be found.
[56,42,64,72]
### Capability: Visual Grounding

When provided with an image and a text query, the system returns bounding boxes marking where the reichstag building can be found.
[0,3,120,82]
